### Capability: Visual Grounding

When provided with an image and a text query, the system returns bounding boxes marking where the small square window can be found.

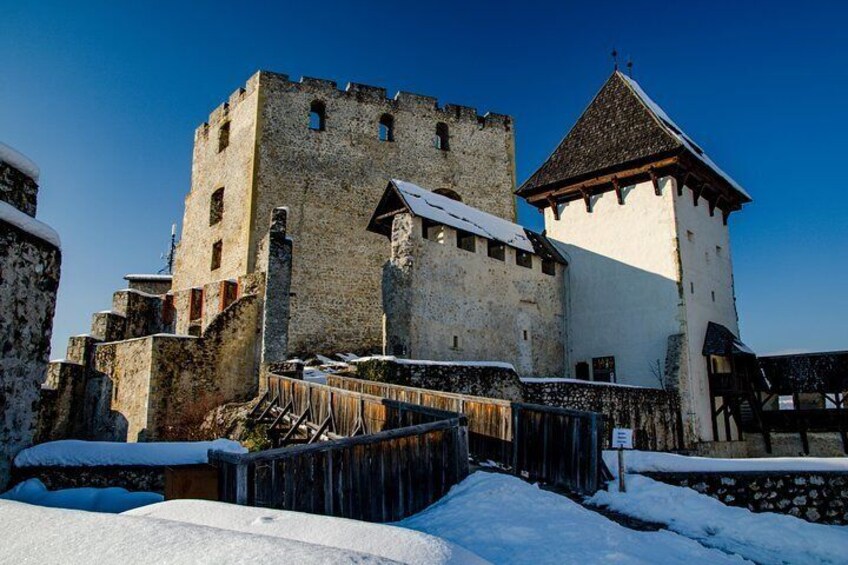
[488,240,505,261]
[516,250,533,268]
[211,240,223,271]
[456,230,476,252]
[542,260,556,276]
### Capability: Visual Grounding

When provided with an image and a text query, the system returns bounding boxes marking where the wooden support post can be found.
[617,448,626,493]
[722,209,730,225]
[692,183,702,206]
[308,416,332,444]
[612,177,624,205]
[580,187,592,213]
[257,395,279,422]
[677,173,689,196]
[709,197,718,217]
[281,408,310,444]
[547,195,560,220]
[650,168,661,196]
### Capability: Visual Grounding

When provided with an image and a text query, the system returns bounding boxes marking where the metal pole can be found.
[618,448,626,493]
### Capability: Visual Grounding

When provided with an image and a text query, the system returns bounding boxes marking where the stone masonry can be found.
[174,71,517,357]
[0,152,61,489]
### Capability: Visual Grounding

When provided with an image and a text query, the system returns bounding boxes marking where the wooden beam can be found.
[580,187,592,213]
[612,177,623,205]
[722,208,730,225]
[547,195,560,220]
[678,172,689,197]
[525,156,680,205]
[710,194,723,217]
[308,416,333,445]
[692,183,702,207]
[649,168,661,196]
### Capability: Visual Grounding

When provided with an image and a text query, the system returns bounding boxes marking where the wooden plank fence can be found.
[209,375,469,522]
[328,375,604,494]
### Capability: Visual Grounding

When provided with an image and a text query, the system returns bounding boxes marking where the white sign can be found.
[612,428,633,450]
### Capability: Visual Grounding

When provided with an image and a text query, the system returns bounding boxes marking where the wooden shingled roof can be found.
[518,71,750,220]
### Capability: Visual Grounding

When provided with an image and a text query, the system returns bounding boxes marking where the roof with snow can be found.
[0,200,60,248]
[0,142,40,181]
[124,274,173,281]
[517,72,750,210]
[368,180,566,264]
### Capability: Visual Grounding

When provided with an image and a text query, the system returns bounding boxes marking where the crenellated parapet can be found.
[195,70,513,136]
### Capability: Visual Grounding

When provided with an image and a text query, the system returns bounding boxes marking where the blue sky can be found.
[2,1,846,356]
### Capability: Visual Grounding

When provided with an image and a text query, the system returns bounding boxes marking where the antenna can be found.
[611,48,619,71]
[626,57,634,77]
[158,223,177,275]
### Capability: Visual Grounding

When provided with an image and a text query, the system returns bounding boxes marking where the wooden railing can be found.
[327,375,604,494]
[209,375,469,522]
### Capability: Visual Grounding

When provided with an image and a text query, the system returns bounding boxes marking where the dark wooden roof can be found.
[517,72,750,211]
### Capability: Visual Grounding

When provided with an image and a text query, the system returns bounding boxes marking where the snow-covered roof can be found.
[618,72,751,200]
[124,274,173,281]
[0,200,60,248]
[0,142,40,181]
[391,180,536,252]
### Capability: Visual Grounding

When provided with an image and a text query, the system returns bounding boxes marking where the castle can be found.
[30,68,755,455]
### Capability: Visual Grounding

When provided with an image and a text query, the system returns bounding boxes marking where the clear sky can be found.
[2,1,846,356]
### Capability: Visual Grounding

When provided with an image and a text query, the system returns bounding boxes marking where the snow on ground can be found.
[0,199,61,247]
[603,450,848,474]
[0,499,395,564]
[14,439,246,467]
[352,356,515,370]
[399,471,746,564]
[589,474,848,565]
[127,499,486,565]
[1,478,162,513]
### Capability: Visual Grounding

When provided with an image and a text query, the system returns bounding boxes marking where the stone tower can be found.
[174,71,517,355]
[517,71,751,444]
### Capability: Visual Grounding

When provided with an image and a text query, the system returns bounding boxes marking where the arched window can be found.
[379,114,394,142]
[309,100,326,131]
[434,122,449,151]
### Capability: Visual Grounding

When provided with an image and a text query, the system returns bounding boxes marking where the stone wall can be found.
[0,161,38,217]
[383,213,565,377]
[646,471,848,525]
[87,288,264,442]
[0,210,61,489]
[522,379,683,451]
[353,357,524,402]
[174,71,518,356]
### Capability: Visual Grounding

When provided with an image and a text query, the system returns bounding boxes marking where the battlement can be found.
[196,70,513,135]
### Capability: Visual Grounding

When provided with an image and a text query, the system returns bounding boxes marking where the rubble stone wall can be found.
[646,471,848,525]
[383,214,565,377]
[522,380,683,451]
[0,219,61,489]
[0,161,38,216]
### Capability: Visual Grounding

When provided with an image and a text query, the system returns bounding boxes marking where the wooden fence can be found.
[209,375,469,522]
[328,375,604,494]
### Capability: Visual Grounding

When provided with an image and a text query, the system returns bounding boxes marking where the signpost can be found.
[611,428,633,493]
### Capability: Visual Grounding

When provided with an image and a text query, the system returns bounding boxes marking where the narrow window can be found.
[716,245,723,257]
[452,335,459,349]
[309,100,326,131]
[516,250,533,268]
[522,330,528,341]
[211,240,223,271]
[209,187,224,226]
[189,288,203,321]
[690,281,695,294]
[456,230,476,252]
[488,240,505,261]
[686,230,694,243]
[542,259,556,276]
[218,121,230,152]
[378,114,394,142]
[433,188,462,201]
[422,219,435,240]
[711,290,716,302]
[477,115,486,130]
[434,122,449,151]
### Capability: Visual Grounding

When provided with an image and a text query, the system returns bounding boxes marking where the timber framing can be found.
[522,152,746,225]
